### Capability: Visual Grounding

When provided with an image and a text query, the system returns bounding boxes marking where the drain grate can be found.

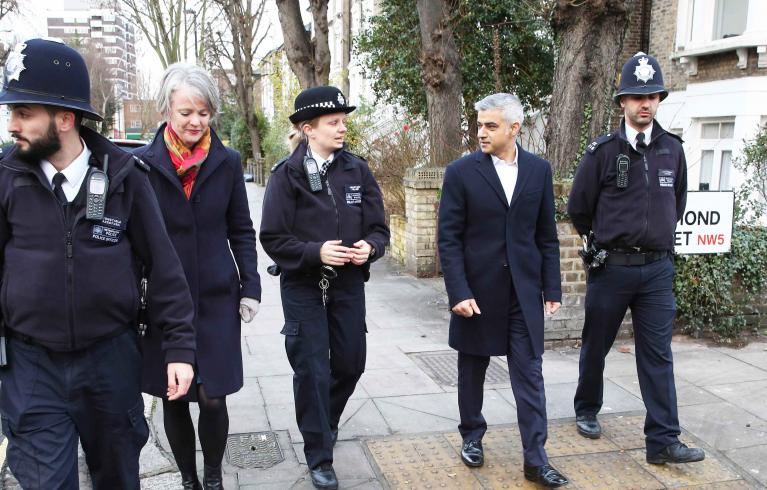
[409,351,510,387]
[225,431,284,469]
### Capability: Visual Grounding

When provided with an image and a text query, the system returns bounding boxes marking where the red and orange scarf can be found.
[164,124,212,199]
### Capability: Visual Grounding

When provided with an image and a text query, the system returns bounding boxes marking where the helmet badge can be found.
[4,43,27,84]
[634,57,655,84]
[337,92,345,106]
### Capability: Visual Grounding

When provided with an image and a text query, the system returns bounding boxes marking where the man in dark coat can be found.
[438,93,568,487]
[0,38,195,489]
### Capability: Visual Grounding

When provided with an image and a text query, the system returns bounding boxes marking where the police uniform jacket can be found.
[133,124,261,400]
[0,127,195,363]
[260,141,389,284]
[438,148,561,358]
[568,120,687,251]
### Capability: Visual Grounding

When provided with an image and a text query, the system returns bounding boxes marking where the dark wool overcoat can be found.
[134,124,261,399]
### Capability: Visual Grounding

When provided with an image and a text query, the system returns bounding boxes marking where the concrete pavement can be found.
[2,183,766,488]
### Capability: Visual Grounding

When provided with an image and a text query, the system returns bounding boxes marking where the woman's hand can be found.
[320,240,353,266]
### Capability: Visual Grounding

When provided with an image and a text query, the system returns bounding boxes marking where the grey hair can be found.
[157,63,220,118]
[474,93,524,126]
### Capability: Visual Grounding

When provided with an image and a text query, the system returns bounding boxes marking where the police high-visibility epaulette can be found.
[586,133,616,154]
[132,156,150,172]
[271,155,290,173]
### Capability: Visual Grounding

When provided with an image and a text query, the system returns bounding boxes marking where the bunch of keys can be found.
[319,265,338,308]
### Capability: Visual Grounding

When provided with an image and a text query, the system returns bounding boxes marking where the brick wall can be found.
[691,48,764,83]
[649,0,688,91]
[389,215,406,265]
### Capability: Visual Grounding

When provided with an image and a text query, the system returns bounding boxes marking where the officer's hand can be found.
[240,297,260,323]
[167,362,194,401]
[320,240,353,266]
[350,240,372,265]
[452,298,481,318]
[545,301,561,315]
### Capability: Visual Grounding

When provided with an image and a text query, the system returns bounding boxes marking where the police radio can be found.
[616,154,630,189]
[304,155,323,192]
[86,155,109,221]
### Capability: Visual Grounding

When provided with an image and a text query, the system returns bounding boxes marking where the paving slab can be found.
[725,444,767,487]
[679,402,767,450]
[704,380,767,420]
[673,350,767,386]
[610,375,723,406]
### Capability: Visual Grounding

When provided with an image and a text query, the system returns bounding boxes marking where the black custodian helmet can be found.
[289,86,355,124]
[614,51,668,104]
[0,38,102,121]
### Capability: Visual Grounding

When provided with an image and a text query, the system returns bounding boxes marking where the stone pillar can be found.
[403,167,445,277]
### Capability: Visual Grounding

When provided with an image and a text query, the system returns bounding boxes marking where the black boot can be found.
[203,464,224,490]
[181,470,202,490]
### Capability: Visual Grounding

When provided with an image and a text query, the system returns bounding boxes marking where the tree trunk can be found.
[544,0,631,178]
[340,0,351,96]
[465,100,478,151]
[416,0,463,167]
[275,0,330,89]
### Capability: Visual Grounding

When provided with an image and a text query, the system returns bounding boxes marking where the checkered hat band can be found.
[295,101,341,112]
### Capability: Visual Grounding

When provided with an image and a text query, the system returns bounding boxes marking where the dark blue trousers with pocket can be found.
[0,329,149,490]
[574,255,681,455]
[280,270,367,469]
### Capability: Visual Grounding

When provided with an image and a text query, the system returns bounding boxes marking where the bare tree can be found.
[544,0,633,177]
[118,0,207,67]
[416,0,463,167]
[206,0,270,162]
[80,41,119,136]
[340,0,351,96]
[274,0,330,89]
[135,69,161,138]
[0,0,19,65]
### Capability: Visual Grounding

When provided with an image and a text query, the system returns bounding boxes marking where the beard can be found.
[14,120,62,164]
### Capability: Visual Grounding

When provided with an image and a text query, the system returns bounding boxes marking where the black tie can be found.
[636,132,647,153]
[52,172,68,205]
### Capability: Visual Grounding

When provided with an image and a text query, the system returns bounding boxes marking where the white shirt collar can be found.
[41,139,91,201]
[490,149,518,167]
[625,122,653,150]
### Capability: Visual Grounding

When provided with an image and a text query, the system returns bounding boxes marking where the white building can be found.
[652,0,767,192]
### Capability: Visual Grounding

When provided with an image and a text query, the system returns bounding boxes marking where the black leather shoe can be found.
[576,414,601,439]
[460,440,484,467]
[647,442,705,464]
[181,471,202,490]
[310,462,338,489]
[203,464,223,490]
[524,464,569,487]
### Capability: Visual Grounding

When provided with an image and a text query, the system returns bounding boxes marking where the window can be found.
[698,119,736,191]
[129,104,139,113]
[715,0,748,39]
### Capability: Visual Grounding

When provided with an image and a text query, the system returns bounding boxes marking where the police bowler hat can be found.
[614,52,668,104]
[0,38,102,121]
[289,86,355,124]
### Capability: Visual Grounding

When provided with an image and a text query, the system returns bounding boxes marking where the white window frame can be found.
[697,118,736,191]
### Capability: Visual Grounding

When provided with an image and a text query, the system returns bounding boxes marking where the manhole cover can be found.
[409,351,509,387]
[225,431,284,469]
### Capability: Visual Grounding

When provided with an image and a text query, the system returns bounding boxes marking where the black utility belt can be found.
[6,327,131,352]
[606,249,669,266]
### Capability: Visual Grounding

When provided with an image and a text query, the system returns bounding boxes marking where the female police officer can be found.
[260,86,389,489]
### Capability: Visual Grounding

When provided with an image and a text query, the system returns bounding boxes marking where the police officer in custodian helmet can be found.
[0,39,195,488]
[260,86,389,489]
[568,52,705,465]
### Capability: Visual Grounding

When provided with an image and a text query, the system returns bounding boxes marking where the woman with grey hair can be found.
[134,62,261,490]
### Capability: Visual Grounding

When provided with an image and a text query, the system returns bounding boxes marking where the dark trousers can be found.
[457,289,548,466]
[574,256,680,454]
[280,277,367,469]
[0,329,148,490]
